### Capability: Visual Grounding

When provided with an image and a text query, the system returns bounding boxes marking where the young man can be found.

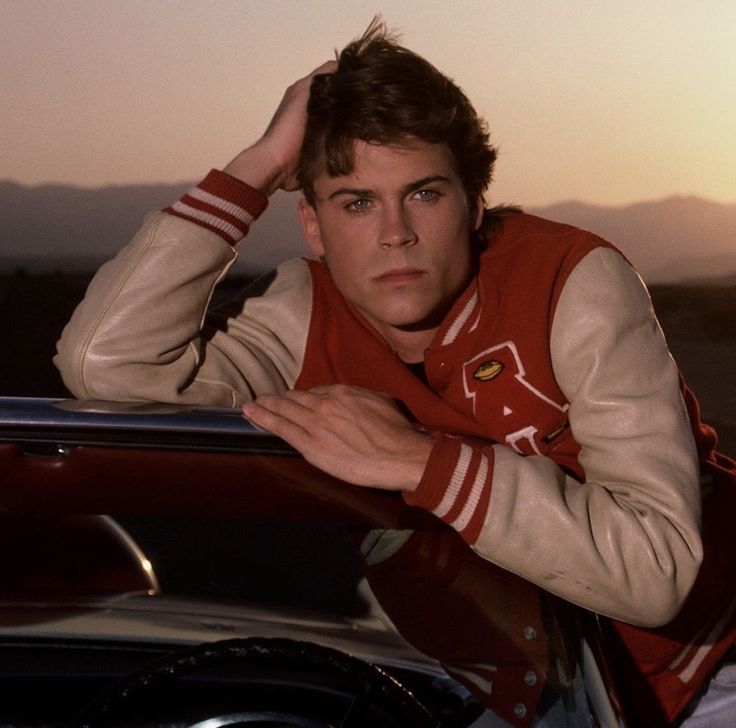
[56,23,735,726]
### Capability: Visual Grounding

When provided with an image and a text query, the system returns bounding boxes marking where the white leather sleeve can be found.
[55,212,312,406]
[472,248,702,626]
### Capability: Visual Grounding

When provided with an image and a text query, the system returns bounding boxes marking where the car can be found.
[0,396,628,727]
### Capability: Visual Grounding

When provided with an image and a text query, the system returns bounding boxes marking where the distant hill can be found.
[1,180,735,283]
[0,180,308,276]
[0,180,186,270]
[529,196,736,284]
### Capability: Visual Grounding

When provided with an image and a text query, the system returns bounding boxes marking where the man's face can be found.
[298,139,482,356]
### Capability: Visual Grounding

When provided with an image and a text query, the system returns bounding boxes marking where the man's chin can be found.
[383,305,450,333]
[392,316,443,333]
[351,298,451,338]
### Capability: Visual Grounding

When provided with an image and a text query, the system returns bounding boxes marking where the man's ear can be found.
[298,198,325,257]
[471,195,485,231]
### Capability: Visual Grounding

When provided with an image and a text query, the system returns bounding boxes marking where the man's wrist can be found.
[398,434,433,494]
[223,141,288,197]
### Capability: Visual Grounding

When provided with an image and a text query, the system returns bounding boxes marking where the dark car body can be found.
[0,397,627,727]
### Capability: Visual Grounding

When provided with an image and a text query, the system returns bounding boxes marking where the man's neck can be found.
[380,327,437,364]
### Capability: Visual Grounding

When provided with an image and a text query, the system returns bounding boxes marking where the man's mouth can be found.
[373,268,427,285]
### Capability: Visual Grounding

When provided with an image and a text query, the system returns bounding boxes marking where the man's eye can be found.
[414,189,440,202]
[345,198,372,213]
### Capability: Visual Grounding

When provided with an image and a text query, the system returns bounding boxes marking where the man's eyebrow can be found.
[327,187,375,201]
[326,175,452,201]
[403,175,451,193]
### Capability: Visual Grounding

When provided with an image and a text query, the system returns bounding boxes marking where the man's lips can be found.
[373,268,427,285]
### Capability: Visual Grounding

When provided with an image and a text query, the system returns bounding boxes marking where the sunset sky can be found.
[2,0,735,207]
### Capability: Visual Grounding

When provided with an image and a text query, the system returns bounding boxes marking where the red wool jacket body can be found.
[55,170,736,724]
[295,211,736,725]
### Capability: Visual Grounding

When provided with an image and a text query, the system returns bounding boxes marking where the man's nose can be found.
[379,205,418,249]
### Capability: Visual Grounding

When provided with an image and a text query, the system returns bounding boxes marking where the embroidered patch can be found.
[473,360,504,381]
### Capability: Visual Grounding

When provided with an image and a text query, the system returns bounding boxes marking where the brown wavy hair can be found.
[298,18,497,220]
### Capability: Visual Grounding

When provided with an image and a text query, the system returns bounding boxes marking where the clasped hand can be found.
[243,385,432,492]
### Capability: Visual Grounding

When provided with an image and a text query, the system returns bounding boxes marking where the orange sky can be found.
[2,1,735,207]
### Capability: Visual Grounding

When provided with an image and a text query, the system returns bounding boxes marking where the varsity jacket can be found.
[55,170,736,724]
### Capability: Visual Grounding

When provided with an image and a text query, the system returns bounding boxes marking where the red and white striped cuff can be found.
[404,435,493,544]
[164,169,269,245]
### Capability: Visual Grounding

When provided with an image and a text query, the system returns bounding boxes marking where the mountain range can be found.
[529,197,736,285]
[1,180,735,285]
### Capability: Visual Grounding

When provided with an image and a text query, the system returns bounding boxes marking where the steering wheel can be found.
[68,637,439,728]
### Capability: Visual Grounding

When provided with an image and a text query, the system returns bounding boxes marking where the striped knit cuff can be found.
[164,169,269,245]
[403,434,494,544]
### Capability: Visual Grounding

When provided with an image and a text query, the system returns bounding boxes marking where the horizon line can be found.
[1,177,735,211]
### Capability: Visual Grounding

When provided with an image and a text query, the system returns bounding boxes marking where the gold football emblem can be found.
[473,360,504,381]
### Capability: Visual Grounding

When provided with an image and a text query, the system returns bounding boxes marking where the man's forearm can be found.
[54,171,313,405]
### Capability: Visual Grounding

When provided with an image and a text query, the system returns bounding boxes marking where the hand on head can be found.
[223,61,337,195]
